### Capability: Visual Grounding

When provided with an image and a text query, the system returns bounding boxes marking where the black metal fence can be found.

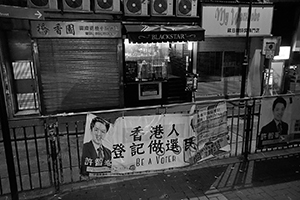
[0,94,299,199]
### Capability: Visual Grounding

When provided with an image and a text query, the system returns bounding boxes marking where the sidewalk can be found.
[40,153,300,200]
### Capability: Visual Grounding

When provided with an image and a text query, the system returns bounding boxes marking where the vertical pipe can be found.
[0,66,18,199]
[240,0,253,98]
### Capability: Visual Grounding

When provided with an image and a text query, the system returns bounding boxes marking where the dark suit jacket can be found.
[80,141,111,176]
[261,119,288,135]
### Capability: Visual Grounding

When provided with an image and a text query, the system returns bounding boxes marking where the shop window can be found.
[197,52,222,82]
[124,42,190,82]
[197,51,243,82]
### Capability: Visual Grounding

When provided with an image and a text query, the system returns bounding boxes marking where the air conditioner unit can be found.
[63,0,90,11]
[151,0,173,16]
[94,0,120,13]
[124,0,149,16]
[27,0,58,9]
[176,0,198,17]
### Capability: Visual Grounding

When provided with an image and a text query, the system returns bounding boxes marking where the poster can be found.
[188,102,230,164]
[289,96,300,143]
[111,114,192,173]
[257,96,293,149]
[80,114,114,176]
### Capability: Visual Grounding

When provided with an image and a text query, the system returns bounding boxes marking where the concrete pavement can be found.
[37,151,300,200]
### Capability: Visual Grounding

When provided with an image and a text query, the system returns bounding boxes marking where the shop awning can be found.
[124,25,205,43]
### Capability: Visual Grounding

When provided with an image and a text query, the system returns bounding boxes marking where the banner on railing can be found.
[188,102,229,164]
[80,102,230,176]
[257,96,293,149]
[80,114,114,176]
[111,114,191,173]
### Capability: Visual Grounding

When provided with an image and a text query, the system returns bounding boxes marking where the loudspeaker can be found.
[151,0,173,16]
[124,0,149,16]
[27,0,58,9]
[94,0,120,13]
[63,0,90,11]
[176,0,198,17]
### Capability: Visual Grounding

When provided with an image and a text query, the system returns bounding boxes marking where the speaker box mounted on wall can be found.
[62,0,90,11]
[94,0,121,13]
[151,0,173,16]
[176,0,198,17]
[124,0,149,16]
[27,0,58,10]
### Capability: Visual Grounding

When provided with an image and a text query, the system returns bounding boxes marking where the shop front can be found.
[197,3,274,98]
[123,24,205,107]
[30,21,123,114]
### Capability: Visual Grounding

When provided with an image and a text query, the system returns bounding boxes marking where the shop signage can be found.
[202,5,273,37]
[0,5,44,20]
[30,21,121,38]
[125,25,205,43]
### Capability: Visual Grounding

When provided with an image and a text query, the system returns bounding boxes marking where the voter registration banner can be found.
[81,103,231,176]
[188,102,230,164]
[111,114,192,173]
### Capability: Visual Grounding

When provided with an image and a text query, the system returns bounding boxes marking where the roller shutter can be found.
[37,38,120,114]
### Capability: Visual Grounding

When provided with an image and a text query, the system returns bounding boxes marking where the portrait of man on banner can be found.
[257,97,292,149]
[80,114,113,176]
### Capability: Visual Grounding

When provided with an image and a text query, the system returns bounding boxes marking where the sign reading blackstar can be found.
[125,25,205,43]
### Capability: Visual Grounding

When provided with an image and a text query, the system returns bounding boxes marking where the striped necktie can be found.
[97,146,104,159]
[277,122,282,134]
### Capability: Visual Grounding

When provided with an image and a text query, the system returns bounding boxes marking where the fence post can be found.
[48,121,60,192]
[244,103,253,161]
[0,71,18,199]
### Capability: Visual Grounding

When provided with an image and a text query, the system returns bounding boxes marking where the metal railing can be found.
[0,94,299,199]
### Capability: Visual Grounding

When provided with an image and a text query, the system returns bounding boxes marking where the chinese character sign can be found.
[189,102,230,163]
[111,114,192,173]
[202,5,273,36]
[30,21,121,38]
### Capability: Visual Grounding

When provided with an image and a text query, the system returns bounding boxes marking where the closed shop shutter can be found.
[37,39,120,114]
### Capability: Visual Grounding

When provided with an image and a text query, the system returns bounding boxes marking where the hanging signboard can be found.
[31,21,121,38]
[202,4,273,37]
[262,37,281,58]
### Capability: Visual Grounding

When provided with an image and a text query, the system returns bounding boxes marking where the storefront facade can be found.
[0,18,123,116]
[196,3,274,98]
[0,0,276,117]
[123,24,205,107]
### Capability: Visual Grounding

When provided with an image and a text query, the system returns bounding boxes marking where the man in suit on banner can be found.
[258,97,289,148]
[80,116,112,176]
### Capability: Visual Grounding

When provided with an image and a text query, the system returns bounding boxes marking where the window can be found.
[197,51,243,82]
[12,61,39,111]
